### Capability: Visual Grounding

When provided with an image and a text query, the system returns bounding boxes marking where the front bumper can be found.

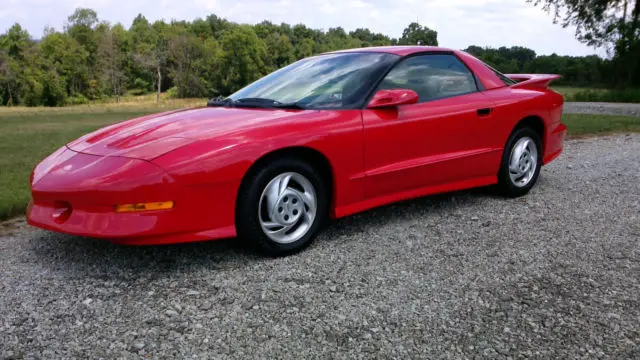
[27,147,236,244]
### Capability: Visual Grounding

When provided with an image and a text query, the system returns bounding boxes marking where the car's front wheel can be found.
[236,157,328,256]
[497,127,542,197]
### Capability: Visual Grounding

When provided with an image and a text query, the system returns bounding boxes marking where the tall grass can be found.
[571,88,640,103]
[0,95,206,115]
[552,86,640,103]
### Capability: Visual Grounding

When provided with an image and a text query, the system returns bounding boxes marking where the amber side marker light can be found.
[115,201,175,213]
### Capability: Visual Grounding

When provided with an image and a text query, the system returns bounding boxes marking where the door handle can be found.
[477,108,493,116]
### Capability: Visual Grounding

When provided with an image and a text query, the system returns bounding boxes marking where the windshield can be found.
[228,52,399,109]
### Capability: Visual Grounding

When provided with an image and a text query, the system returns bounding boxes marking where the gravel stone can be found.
[1,134,639,359]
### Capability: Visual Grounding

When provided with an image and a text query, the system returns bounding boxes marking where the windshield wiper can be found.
[233,97,305,110]
[207,97,305,109]
[272,102,305,110]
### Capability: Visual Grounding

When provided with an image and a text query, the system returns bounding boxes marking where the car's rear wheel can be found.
[497,127,542,197]
[236,157,328,256]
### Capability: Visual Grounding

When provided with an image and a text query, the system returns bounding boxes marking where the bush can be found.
[573,88,640,103]
[41,72,67,106]
[66,95,89,105]
[166,86,180,99]
[23,79,44,106]
[127,88,148,96]
[133,78,150,90]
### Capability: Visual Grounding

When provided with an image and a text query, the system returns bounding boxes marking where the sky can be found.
[0,0,602,56]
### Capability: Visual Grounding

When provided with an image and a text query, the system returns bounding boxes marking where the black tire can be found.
[235,157,329,256]
[497,126,543,197]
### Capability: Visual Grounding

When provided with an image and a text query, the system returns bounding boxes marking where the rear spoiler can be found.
[505,74,561,89]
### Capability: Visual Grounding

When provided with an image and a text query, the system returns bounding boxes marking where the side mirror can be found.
[366,89,419,109]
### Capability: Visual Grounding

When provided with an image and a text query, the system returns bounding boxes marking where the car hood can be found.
[67,107,314,160]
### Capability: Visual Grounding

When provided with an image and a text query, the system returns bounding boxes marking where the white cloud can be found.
[0,0,600,56]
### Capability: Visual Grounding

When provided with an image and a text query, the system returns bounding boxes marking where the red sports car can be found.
[28,46,566,256]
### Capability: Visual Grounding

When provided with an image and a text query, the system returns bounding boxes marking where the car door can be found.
[362,53,502,198]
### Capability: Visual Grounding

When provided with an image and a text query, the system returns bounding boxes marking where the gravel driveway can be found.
[2,134,639,359]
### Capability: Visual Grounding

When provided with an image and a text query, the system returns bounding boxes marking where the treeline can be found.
[464,46,608,87]
[0,8,630,107]
[0,8,441,107]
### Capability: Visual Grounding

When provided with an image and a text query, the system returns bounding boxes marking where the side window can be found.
[377,54,478,103]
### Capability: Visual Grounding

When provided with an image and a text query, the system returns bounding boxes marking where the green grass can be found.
[552,86,608,101]
[0,104,201,220]
[552,86,640,103]
[552,86,597,100]
[0,108,638,221]
[563,114,640,136]
[571,88,640,103]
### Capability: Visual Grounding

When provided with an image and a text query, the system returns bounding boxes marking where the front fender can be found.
[152,138,257,186]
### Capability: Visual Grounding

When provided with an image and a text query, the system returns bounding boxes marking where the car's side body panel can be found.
[361,92,502,198]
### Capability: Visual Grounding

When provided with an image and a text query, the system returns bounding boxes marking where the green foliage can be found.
[399,22,438,46]
[0,24,32,58]
[133,77,150,91]
[66,94,89,105]
[0,8,414,107]
[166,86,179,98]
[528,0,638,47]
[41,72,67,106]
[219,25,266,94]
[127,88,148,96]
[572,88,640,103]
[65,8,99,48]
[464,46,611,87]
[1,6,639,107]
[529,0,640,87]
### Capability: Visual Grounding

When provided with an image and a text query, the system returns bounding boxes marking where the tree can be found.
[349,28,392,47]
[64,8,101,89]
[398,22,438,46]
[1,7,634,107]
[0,24,32,59]
[65,8,99,48]
[97,26,127,102]
[39,31,89,96]
[131,16,169,102]
[530,0,640,86]
[206,14,234,37]
[264,33,295,70]
[0,50,18,105]
[254,20,281,39]
[0,25,33,105]
[198,38,222,97]
[168,31,204,97]
[219,26,267,94]
[41,70,67,106]
[529,0,639,47]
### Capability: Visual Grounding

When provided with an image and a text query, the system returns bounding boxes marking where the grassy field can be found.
[551,87,604,101]
[0,107,639,221]
[562,114,640,136]
[0,99,204,220]
[552,86,640,103]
